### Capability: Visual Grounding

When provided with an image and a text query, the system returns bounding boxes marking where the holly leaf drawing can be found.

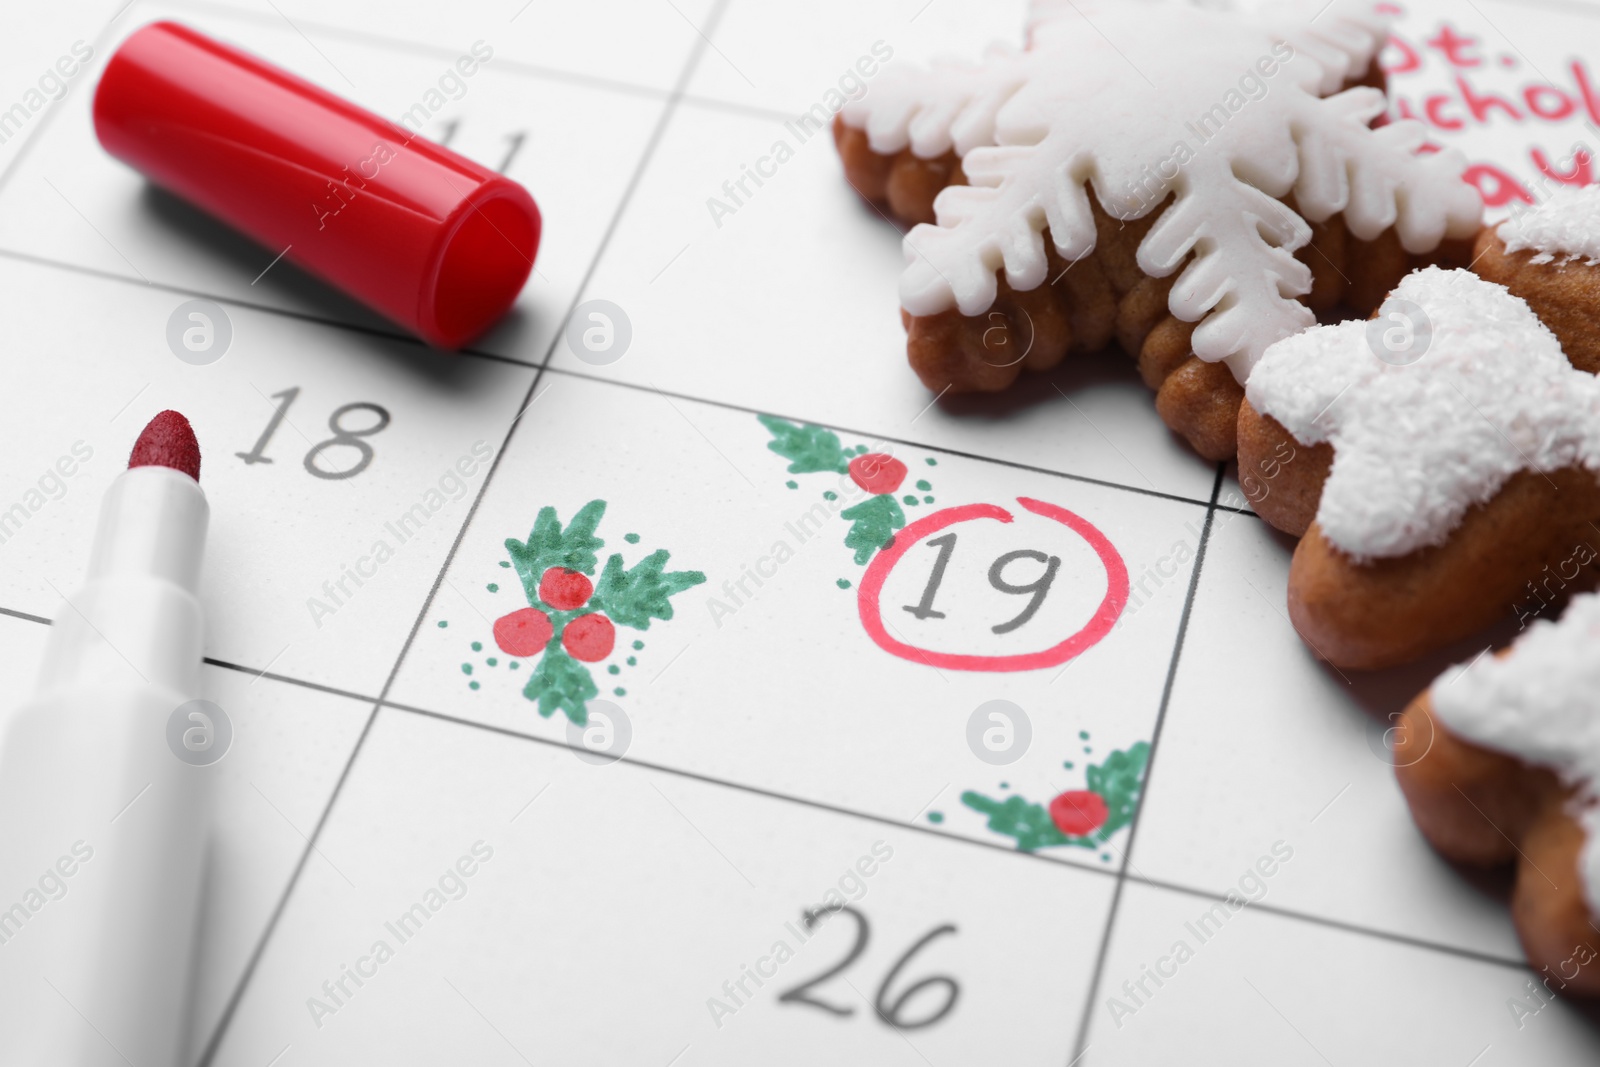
[758,414,851,474]
[593,550,707,630]
[959,792,1083,853]
[959,742,1153,852]
[523,644,598,725]
[841,494,905,564]
[1087,741,1150,841]
[506,500,607,603]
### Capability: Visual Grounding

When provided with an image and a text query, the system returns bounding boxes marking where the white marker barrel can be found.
[0,465,210,1066]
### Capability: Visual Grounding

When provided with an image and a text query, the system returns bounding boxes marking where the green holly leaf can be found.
[506,500,607,603]
[758,414,851,475]
[959,793,1086,854]
[593,550,706,630]
[523,644,598,724]
[841,494,905,565]
[1087,741,1150,841]
[959,742,1152,852]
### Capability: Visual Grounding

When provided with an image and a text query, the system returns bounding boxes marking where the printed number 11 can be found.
[903,534,1061,635]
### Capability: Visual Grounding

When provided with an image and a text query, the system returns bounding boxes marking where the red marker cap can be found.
[93,21,541,349]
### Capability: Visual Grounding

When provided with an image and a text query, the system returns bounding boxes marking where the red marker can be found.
[94,21,541,349]
[0,411,210,1066]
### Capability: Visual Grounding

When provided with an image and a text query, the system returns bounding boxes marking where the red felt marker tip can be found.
[129,410,201,483]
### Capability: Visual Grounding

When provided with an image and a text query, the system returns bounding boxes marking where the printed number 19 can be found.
[902,534,1061,635]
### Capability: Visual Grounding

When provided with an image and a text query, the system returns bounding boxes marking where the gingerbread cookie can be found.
[1473,184,1600,374]
[1239,267,1600,669]
[1393,592,1600,997]
[834,0,1481,459]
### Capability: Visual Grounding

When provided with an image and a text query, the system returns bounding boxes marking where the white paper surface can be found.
[0,0,1598,1063]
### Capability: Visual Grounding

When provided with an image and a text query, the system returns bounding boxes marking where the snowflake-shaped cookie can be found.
[840,0,1481,380]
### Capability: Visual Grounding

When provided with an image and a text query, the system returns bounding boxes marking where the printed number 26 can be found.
[777,904,960,1031]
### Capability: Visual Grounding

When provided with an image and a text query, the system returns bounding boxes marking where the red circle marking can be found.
[856,497,1129,672]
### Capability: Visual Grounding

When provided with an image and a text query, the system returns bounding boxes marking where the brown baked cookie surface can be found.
[833,3,1481,459]
[1393,596,1600,998]
[1241,268,1600,670]
[1472,192,1600,375]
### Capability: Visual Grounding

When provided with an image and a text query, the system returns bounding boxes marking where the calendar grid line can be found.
[1068,462,1224,1066]
[0,242,1241,514]
[3,6,1560,1057]
[0,245,487,361]
[189,3,731,1059]
[152,0,799,121]
[377,695,1534,976]
[538,364,1234,512]
[0,0,139,198]
[0,603,1534,996]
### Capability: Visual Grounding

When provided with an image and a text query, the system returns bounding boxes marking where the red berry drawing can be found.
[1048,790,1109,837]
[848,452,907,496]
[540,566,593,610]
[563,612,616,662]
[493,607,554,657]
[461,501,706,725]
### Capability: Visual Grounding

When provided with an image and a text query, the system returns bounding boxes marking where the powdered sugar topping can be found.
[1432,593,1600,919]
[1497,184,1600,267]
[1246,267,1600,560]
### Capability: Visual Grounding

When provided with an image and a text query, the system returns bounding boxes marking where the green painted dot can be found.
[1084,747,1093,754]
[471,641,483,652]
[856,444,869,454]
[902,495,918,506]
[625,533,641,544]
[1101,853,1112,863]
[614,687,626,697]
[437,620,448,628]
[499,560,511,568]
[633,640,644,650]
[487,583,499,593]
[627,656,636,666]
[469,681,480,690]
[823,490,838,501]
[836,578,852,589]
[916,480,931,491]
[509,661,521,670]
[486,657,498,667]
[925,457,937,466]
[927,811,944,824]
[461,663,473,675]
[923,496,934,504]
[1079,730,1090,740]
[1063,761,1075,770]
[999,781,1009,790]
[786,480,799,489]
[608,664,620,675]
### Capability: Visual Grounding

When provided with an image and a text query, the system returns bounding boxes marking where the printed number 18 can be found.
[237,386,392,480]
[903,534,1061,634]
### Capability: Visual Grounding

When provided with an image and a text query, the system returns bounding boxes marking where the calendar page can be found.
[2,0,1599,1064]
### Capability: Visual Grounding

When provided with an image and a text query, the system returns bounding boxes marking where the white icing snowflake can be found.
[1247,268,1600,561]
[1432,592,1600,918]
[840,0,1483,381]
